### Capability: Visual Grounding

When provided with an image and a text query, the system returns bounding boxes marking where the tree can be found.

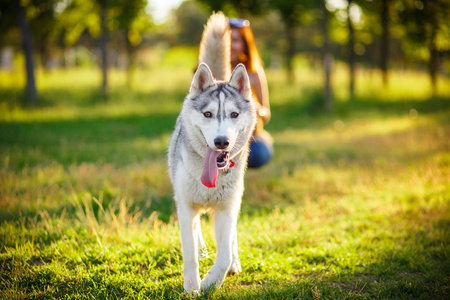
[173,1,209,46]
[268,0,318,83]
[1,0,40,104]
[422,0,449,92]
[15,0,38,104]
[54,0,99,53]
[398,0,450,93]
[0,0,19,52]
[379,0,390,87]
[321,0,332,110]
[98,0,108,99]
[29,0,59,70]
[110,0,150,86]
[347,0,356,98]
[53,0,151,92]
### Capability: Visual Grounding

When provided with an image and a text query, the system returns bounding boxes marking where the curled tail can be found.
[199,11,231,81]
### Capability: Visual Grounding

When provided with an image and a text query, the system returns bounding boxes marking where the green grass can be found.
[1,65,449,299]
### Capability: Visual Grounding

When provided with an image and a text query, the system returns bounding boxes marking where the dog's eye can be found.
[203,112,212,118]
[231,112,239,118]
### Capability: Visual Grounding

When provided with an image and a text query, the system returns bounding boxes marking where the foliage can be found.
[0,65,449,298]
[109,0,152,47]
[397,0,450,61]
[0,0,153,56]
[196,0,267,17]
[2,0,450,103]
[172,1,209,46]
[55,0,101,46]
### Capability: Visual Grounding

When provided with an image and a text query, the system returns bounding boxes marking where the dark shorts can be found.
[248,136,273,168]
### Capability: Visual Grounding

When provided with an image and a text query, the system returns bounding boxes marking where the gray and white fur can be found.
[198,11,231,81]
[167,12,257,293]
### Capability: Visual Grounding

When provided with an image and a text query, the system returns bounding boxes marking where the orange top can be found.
[251,84,264,135]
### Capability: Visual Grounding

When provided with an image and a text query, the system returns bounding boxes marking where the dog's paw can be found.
[184,276,201,294]
[227,259,242,275]
[184,289,199,296]
[201,268,226,291]
[200,277,217,291]
[198,247,209,259]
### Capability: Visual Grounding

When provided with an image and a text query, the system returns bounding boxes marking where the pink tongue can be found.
[201,148,220,188]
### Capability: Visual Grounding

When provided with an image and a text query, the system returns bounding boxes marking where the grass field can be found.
[1,65,449,299]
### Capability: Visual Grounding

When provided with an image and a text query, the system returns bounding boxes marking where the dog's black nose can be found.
[214,136,229,149]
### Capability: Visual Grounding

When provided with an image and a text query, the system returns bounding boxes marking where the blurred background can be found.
[0,0,449,105]
[1,3,449,297]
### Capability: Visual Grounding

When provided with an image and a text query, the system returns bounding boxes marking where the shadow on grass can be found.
[0,111,178,168]
[1,86,449,226]
[3,86,448,169]
[268,88,450,133]
[239,194,450,299]
[348,201,450,299]
[0,83,188,108]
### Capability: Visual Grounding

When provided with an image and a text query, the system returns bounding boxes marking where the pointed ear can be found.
[229,64,251,99]
[190,63,214,97]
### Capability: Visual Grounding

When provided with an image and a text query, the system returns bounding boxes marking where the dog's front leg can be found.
[178,204,201,293]
[228,228,242,275]
[201,209,237,290]
[195,216,209,259]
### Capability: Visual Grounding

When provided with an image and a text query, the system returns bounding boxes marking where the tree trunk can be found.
[429,12,438,94]
[61,44,67,68]
[15,0,38,105]
[284,21,296,83]
[347,0,355,99]
[125,30,135,88]
[321,0,332,111]
[99,0,108,100]
[380,0,389,88]
[39,43,49,72]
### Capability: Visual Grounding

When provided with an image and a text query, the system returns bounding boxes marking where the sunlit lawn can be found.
[0,65,449,299]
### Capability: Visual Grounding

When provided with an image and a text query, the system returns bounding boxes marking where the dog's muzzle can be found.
[217,151,229,169]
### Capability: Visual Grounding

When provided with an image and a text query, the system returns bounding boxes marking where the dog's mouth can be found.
[201,148,236,188]
[216,151,229,169]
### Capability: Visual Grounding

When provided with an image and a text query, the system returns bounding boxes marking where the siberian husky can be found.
[167,12,257,292]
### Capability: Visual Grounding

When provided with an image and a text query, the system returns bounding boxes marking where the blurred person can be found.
[229,18,273,168]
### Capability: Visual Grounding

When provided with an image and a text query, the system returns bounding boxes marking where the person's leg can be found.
[248,137,273,168]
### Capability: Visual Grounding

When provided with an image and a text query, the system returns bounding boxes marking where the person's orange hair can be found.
[231,25,263,74]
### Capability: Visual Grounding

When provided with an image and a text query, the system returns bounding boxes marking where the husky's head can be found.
[184,63,257,187]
